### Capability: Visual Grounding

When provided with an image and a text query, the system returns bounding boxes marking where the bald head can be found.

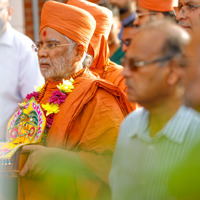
[129,19,190,61]
[124,19,190,105]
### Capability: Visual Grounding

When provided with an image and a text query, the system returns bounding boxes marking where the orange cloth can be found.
[87,0,99,3]
[40,1,96,51]
[138,0,175,12]
[67,0,127,93]
[18,68,132,200]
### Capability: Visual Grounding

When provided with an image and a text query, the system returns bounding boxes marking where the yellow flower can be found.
[18,102,27,107]
[34,84,45,93]
[42,103,60,116]
[57,78,74,93]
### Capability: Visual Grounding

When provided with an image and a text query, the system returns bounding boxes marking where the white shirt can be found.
[0,23,44,140]
[110,106,200,200]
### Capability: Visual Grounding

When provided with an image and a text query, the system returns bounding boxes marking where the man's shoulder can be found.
[119,107,146,135]
[177,105,200,123]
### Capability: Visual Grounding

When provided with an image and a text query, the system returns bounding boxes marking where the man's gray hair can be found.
[64,35,76,53]
[64,35,91,67]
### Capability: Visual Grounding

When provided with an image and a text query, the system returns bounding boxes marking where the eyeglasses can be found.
[174,5,200,14]
[136,11,157,18]
[121,39,131,47]
[125,54,175,71]
[32,42,74,52]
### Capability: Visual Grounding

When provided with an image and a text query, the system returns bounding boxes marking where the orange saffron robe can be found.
[18,69,132,200]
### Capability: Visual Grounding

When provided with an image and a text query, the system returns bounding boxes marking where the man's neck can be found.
[145,96,183,137]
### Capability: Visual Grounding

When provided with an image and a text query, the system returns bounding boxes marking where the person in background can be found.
[175,0,200,34]
[68,0,137,110]
[169,25,200,200]
[109,19,200,200]
[134,0,176,29]
[105,4,125,65]
[0,0,43,141]
[109,0,136,40]
[121,18,138,52]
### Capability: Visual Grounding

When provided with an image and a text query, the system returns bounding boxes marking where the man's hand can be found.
[19,145,54,178]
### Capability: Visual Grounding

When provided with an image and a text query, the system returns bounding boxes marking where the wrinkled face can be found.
[123,30,171,107]
[179,40,200,111]
[121,26,138,52]
[134,5,154,27]
[176,0,200,34]
[37,27,77,82]
[0,0,10,33]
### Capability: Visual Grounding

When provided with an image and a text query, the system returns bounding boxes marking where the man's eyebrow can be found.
[136,9,142,13]
[185,1,196,5]
[46,39,61,43]
[37,39,61,43]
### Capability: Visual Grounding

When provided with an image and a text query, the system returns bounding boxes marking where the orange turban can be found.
[138,0,175,12]
[68,0,112,69]
[40,1,96,51]
[68,0,112,39]
[86,0,99,3]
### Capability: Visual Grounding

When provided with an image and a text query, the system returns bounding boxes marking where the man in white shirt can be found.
[109,19,200,200]
[0,0,43,141]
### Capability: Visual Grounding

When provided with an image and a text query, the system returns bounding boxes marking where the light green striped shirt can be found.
[110,105,200,200]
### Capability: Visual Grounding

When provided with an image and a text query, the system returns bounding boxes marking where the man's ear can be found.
[7,7,13,21]
[75,44,84,61]
[166,58,181,86]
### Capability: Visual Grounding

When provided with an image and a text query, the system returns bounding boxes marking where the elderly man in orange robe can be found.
[17,1,132,200]
[67,0,137,110]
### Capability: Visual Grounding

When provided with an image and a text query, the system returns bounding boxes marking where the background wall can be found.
[10,0,25,34]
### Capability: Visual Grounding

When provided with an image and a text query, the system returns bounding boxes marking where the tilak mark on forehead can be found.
[43,31,46,36]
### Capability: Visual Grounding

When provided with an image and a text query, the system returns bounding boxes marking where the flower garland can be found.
[26,78,74,134]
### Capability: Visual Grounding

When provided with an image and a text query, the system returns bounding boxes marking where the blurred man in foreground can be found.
[110,19,200,200]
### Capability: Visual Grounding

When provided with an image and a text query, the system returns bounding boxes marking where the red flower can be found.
[26,92,40,100]
[49,90,67,105]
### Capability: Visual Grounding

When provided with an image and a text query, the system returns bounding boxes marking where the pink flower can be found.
[49,90,67,105]
[45,113,54,128]
[26,92,40,100]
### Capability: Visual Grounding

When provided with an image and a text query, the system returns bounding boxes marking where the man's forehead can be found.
[122,27,135,37]
[127,30,166,58]
[136,5,149,13]
[39,27,65,40]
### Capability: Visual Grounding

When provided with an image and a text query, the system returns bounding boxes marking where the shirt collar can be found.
[0,23,14,46]
[129,105,197,144]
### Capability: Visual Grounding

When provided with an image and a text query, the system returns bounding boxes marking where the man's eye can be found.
[189,5,197,10]
[47,43,57,48]
[36,43,42,48]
